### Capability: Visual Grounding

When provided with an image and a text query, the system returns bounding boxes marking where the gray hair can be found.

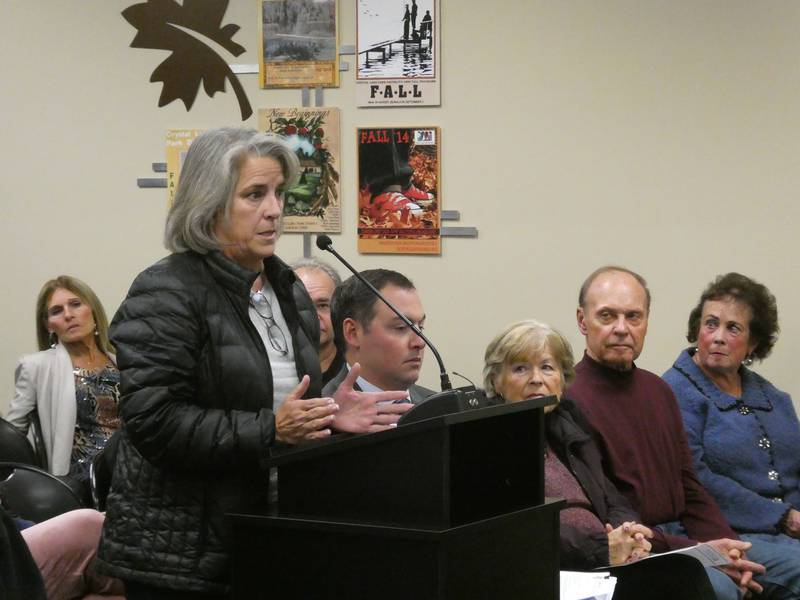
[483,319,576,398]
[291,257,342,287]
[164,127,301,254]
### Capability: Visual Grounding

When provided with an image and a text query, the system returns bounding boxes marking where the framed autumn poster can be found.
[259,107,341,233]
[357,127,440,254]
[259,0,339,88]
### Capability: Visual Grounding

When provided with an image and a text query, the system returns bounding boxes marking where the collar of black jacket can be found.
[204,251,298,299]
[545,398,592,446]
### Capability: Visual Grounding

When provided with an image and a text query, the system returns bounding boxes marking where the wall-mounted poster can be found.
[259,107,341,233]
[166,129,203,205]
[357,127,440,254]
[356,0,440,107]
[259,0,339,89]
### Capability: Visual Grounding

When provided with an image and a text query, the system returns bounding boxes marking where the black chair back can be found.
[89,431,119,511]
[0,505,46,599]
[0,462,83,523]
[27,411,48,470]
[0,419,37,465]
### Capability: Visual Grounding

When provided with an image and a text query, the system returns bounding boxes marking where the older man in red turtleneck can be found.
[566,266,800,599]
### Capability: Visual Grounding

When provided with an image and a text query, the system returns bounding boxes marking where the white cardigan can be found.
[5,345,115,476]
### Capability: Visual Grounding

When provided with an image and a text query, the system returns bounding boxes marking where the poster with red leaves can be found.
[259,107,341,232]
[357,127,440,254]
[259,0,339,88]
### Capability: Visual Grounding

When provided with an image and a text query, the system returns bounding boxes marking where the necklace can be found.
[71,354,109,372]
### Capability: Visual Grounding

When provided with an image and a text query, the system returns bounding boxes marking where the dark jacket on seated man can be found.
[322,364,434,404]
[322,350,345,386]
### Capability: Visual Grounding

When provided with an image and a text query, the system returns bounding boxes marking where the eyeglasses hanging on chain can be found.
[250,291,289,356]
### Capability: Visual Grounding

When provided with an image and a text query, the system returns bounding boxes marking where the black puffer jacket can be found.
[95,251,320,593]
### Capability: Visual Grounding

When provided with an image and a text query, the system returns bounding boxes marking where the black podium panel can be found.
[272,398,550,530]
[230,500,562,600]
[610,553,715,600]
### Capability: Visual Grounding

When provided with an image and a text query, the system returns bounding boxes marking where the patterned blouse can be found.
[69,363,121,484]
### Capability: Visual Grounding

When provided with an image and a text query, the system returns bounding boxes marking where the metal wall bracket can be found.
[139,170,479,237]
[227,45,354,75]
[441,226,478,238]
[229,58,349,74]
[137,177,167,188]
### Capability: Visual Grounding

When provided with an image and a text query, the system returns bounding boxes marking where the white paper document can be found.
[634,542,732,568]
[560,571,617,600]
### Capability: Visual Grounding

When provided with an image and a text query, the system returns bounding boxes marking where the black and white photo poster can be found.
[356,0,440,107]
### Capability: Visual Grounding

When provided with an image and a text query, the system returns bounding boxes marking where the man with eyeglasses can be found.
[322,269,434,404]
[291,258,344,386]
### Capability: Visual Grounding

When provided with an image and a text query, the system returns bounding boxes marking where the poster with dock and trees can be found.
[259,0,339,88]
[356,0,440,107]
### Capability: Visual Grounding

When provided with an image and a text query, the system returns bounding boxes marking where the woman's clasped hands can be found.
[606,521,653,565]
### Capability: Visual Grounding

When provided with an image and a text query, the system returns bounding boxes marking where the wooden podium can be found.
[229,397,562,599]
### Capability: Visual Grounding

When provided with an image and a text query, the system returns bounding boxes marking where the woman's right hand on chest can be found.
[274,375,338,444]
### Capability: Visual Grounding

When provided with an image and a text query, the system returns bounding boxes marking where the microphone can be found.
[315,235,495,424]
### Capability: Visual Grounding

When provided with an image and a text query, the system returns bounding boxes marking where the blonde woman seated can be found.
[6,276,119,505]
[483,319,653,569]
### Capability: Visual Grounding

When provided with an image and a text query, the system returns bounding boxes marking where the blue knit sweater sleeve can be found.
[663,362,789,533]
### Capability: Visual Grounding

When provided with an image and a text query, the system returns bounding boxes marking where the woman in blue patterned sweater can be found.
[664,272,800,546]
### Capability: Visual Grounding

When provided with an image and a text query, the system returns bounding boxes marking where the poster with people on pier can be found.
[357,127,441,254]
[258,107,342,233]
[356,0,440,107]
[259,0,339,88]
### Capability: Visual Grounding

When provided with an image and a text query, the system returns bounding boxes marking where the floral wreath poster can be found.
[259,107,341,233]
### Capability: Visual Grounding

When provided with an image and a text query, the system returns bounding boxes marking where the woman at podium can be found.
[483,319,653,569]
[94,128,409,600]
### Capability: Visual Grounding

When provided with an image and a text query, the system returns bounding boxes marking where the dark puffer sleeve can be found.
[111,260,276,472]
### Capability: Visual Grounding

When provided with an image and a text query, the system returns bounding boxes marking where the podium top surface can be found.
[228,497,566,537]
[266,395,555,467]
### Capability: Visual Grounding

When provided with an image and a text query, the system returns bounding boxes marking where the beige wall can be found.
[2,1,800,414]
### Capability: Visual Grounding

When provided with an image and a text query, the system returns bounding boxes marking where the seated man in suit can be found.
[322,269,434,404]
